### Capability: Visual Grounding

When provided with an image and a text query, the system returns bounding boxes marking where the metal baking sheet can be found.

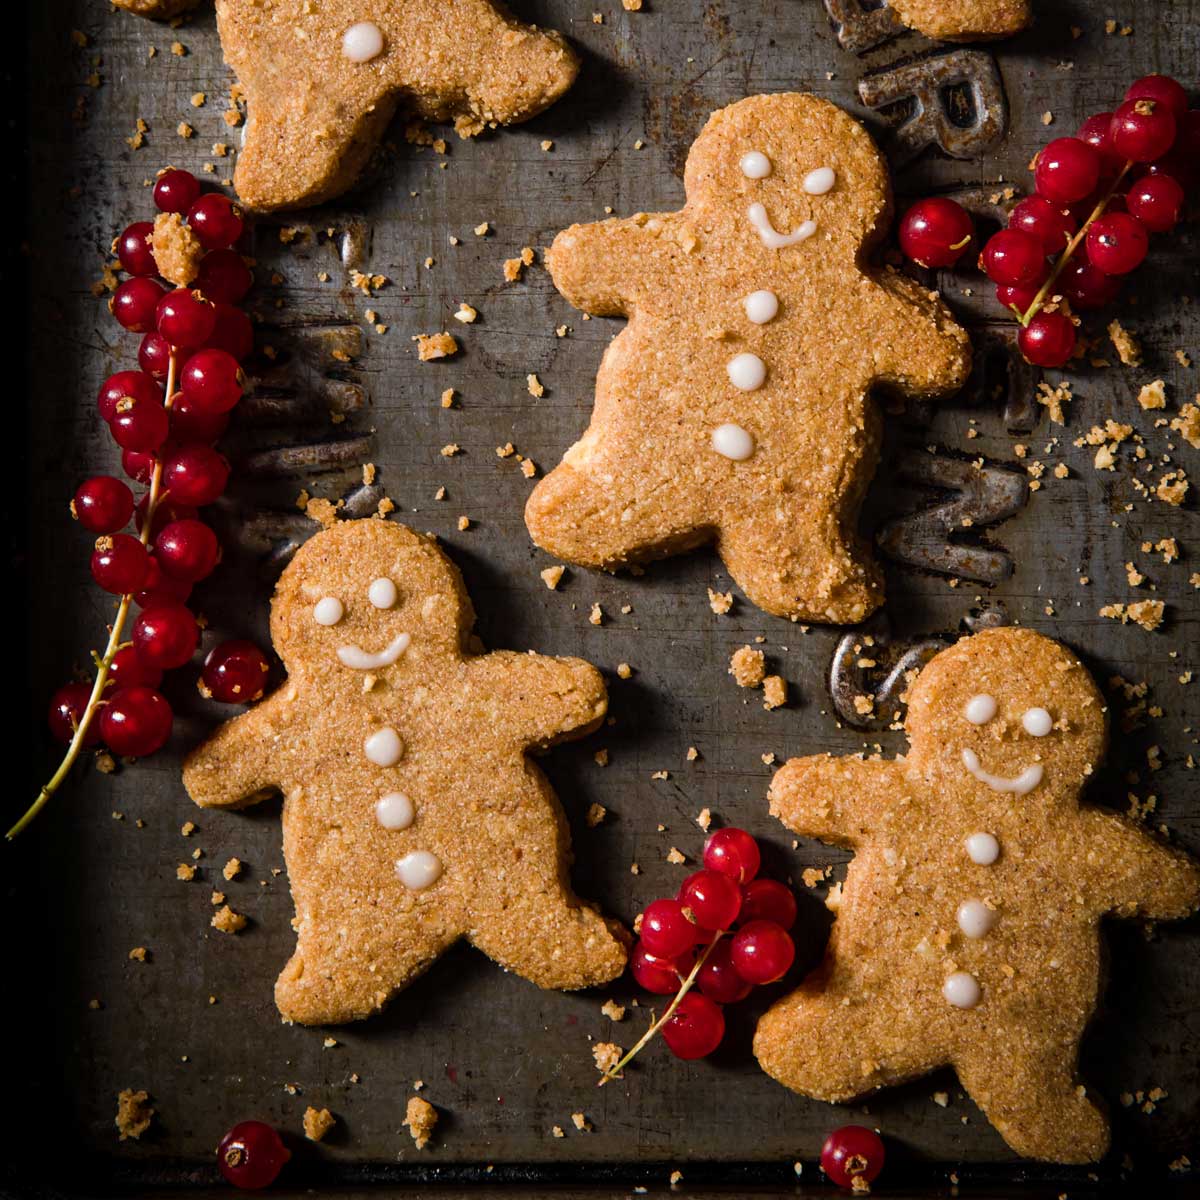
[12,0,1199,1194]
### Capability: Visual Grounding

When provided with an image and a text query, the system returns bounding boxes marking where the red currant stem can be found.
[10,351,180,841]
[598,931,723,1087]
[1017,161,1132,327]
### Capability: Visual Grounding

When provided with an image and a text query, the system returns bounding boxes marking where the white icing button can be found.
[368,577,398,609]
[396,850,442,890]
[1022,707,1053,737]
[739,151,771,179]
[957,899,995,939]
[803,166,836,195]
[364,727,404,767]
[962,748,1043,795]
[748,203,817,250]
[964,694,997,725]
[712,423,755,462]
[338,632,411,670]
[342,21,384,63]
[965,832,1000,865]
[743,289,779,325]
[375,792,415,831]
[943,971,981,1009]
[313,596,344,626]
[727,353,766,391]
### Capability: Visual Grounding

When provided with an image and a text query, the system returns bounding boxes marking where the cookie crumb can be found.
[762,675,787,710]
[303,1106,336,1142]
[601,998,626,1021]
[586,802,607,827]
[115,1089,154,1141]
[696,807,712,831]
[541,565,566,590]
[414,332,459,361]
[707,588,733,614]
[150,212,203,287]
[404,1096,438,1149]
[592,1042,623,1076]
[1137,379,1167,410]
[222,858,242,881]
[571,1111,593,1132]
[211,905,248,934]
[1108,320,1142,367]
[729,646,766,688]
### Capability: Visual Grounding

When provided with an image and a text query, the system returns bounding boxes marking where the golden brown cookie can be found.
[112,0,202,16]
[525,94,970,625]
[182,519,628,1025]
[754,627,1200,1162]
[213,0,579,211]
[895,0,1032,41]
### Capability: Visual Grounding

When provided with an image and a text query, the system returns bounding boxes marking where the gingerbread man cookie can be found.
[754,627,1200,1162]
[182,520,627,1025]
[526,94,970,625]
[895,0,1031,41]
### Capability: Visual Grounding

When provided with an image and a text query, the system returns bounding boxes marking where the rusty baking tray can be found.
[10,0,1199,1196]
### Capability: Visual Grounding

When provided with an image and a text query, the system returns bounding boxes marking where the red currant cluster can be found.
[217,1120,291,1190]
[900,75,1194,370]
[20,170,270,838]
[603,829,797,1076]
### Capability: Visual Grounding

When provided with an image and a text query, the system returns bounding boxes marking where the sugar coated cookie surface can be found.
[895,0,1032,41]
[755,627,1200,1162]
[182,520,628,1025]
[526,93,970,625]
[214,0,579,210]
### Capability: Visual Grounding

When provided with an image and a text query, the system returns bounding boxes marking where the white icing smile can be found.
[337,632,411,670]
[961,748,1043,795]
[747,203,816,249]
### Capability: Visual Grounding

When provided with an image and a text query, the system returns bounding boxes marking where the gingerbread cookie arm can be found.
[768,755,898,847]
[182,690,292,809]
[547,216,672,317]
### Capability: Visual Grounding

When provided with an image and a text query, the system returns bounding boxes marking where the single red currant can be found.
[170,391,231,444]
[162,444,231,506]
[99,686,173,757]
[132,602,199,669]
[980,229,1047,289]
[1086,211,1149,275]
[897,197,975,268]
[696,938,752,1005]
[135,495,199,540]
[153,168,201,215]
[107,645,164,692]
[48,682,101,746]
[1109,98,1177,163]
[195,248,253,304]
[91,534,152,595]
[660,992,725,1060]
[205,303,255,362]
[1008,195,1076,257]
[1033,137,1101,204]
[1060,255,1123,310]
[217,1121,291,1191]
[188,193,245,250]
[702,828,761,884]
[117,221,158,277]
[821,1125,885,1191]
[98,369,162,422]
[630,941,687,995]
[202,640,271,703]
[678,869,742,931]
[1018,310,1077,368]
[138,331,173,381]
[1077,112,1119,166]
[730,920,795,985]
[133,557,193,609]
[111,277,167,333]
[73,476,134,535]
[121,449,157,486]
[640,898,700,959]
[109,394,169,453]
[995,281,1042,316]
[154,518,221,582]
[1125,74,1189,121]
[738,878,798,929]
[157,288,218,350]
[1127,172,1184,232]
[180,348,244,413]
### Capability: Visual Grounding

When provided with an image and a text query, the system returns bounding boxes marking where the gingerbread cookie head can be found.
[904,627,1107,811]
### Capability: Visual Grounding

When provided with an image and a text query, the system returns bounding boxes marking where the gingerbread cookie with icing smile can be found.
[526,93,970,625]
[182,520,627,1025]
[754,627,1200,1162]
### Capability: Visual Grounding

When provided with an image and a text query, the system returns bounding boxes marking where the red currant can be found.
[1008,195,1076,257]
[107,645,164,692]
[99,686,173,757]
[678,869,742,931]
[1109,98,1177,163]
[110,394,169,453]
[135,495,199,540]
[640,898,700,959]
[1125,74,1189,121]
[121,449,157,485]
[217,1121,291,1190]
[162,444,231,506]
[153,168,201,215]
[660,992,724,1060]
[99,370,161,422]
[1060,255,1122,310]
[730,920,794,985]
[180,348,244,413]
[132,602,199,669]
[205,303,255,362]
[157,288,218,350]
[170,391,231,444]
[995,281,1041,315]
[980,229,1047,288]
[897,197,974,268]
[1086,211,1149,275]
[202,640,271,703]
[821,1125,885,1191]
[133,557,193,609]
[138,331,173,381]
[195,248,253,304]
[111,277,167,333]
[117,221,158,277]
[1033,137,1101,204]
[630,941,687,995]
[696,938,752,1005]
[188,193,245,250]
[91,534,152,595]
[1127,172,1184,232]
[73,476,134,535]
[48,682,101,746]
[154,518,221,582]
[1077,112,1119,166]
[702,828,761,884]
[738,878,797,929]
[1018,310,1077,368]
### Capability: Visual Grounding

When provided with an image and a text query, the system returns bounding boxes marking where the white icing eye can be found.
[740,151,771,179]
[313,596,344,626]
[1022,707,1053,737]
[964,694,997,725]
[368,577,398,609]
[802,166,836,195]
